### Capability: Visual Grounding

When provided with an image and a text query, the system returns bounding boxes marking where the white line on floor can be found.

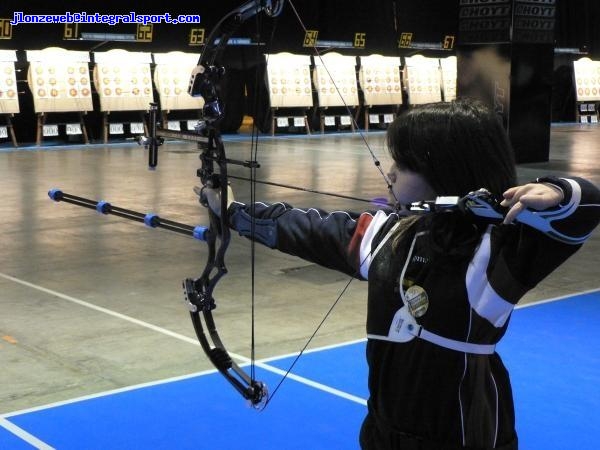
[0,417,55,449]
[0,271,367,420]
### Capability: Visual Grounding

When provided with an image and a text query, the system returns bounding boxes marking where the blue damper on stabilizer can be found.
[48,189,63,201]
[96,201,111,214]
[144,213,159,227]
[193,226,209,241]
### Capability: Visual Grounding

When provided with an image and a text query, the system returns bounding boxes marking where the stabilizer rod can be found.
[48,189,209,241]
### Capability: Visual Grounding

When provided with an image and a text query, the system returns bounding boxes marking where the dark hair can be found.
[387,98,517,198]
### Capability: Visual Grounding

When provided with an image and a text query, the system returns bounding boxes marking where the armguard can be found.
[230,207,278,248]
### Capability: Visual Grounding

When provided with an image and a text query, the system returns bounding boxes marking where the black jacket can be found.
[227,176,600,448]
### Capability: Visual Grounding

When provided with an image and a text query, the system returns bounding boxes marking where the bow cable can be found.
[257,0,403,407]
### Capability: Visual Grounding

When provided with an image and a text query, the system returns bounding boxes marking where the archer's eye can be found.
[387,171,397,184]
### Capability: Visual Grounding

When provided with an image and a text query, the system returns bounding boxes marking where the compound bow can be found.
[175,0,286,409]
[50,0,393,409]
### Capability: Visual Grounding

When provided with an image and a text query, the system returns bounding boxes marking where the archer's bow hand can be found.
[193,185,235,218]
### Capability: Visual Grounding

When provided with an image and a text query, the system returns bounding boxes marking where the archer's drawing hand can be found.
[193,185,235,218]
[500,183,564,225]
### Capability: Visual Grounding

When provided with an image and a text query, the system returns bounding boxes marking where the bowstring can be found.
[249,3,282,390]
[259,0,402,407]
[262,211,405,407]
[249,2,259,396]
[286,0,396,198]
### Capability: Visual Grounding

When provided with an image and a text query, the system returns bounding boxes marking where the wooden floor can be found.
[1,123,599,416]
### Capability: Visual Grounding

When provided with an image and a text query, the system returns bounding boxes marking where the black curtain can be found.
[555,0,600,57]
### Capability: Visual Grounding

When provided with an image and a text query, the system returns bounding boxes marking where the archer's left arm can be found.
[226,200,383,278]
[200,185,366,272]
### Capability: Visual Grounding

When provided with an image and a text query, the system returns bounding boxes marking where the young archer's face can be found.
[387,163,436,206]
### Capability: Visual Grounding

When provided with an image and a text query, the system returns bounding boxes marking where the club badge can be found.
[405,285,429,318]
